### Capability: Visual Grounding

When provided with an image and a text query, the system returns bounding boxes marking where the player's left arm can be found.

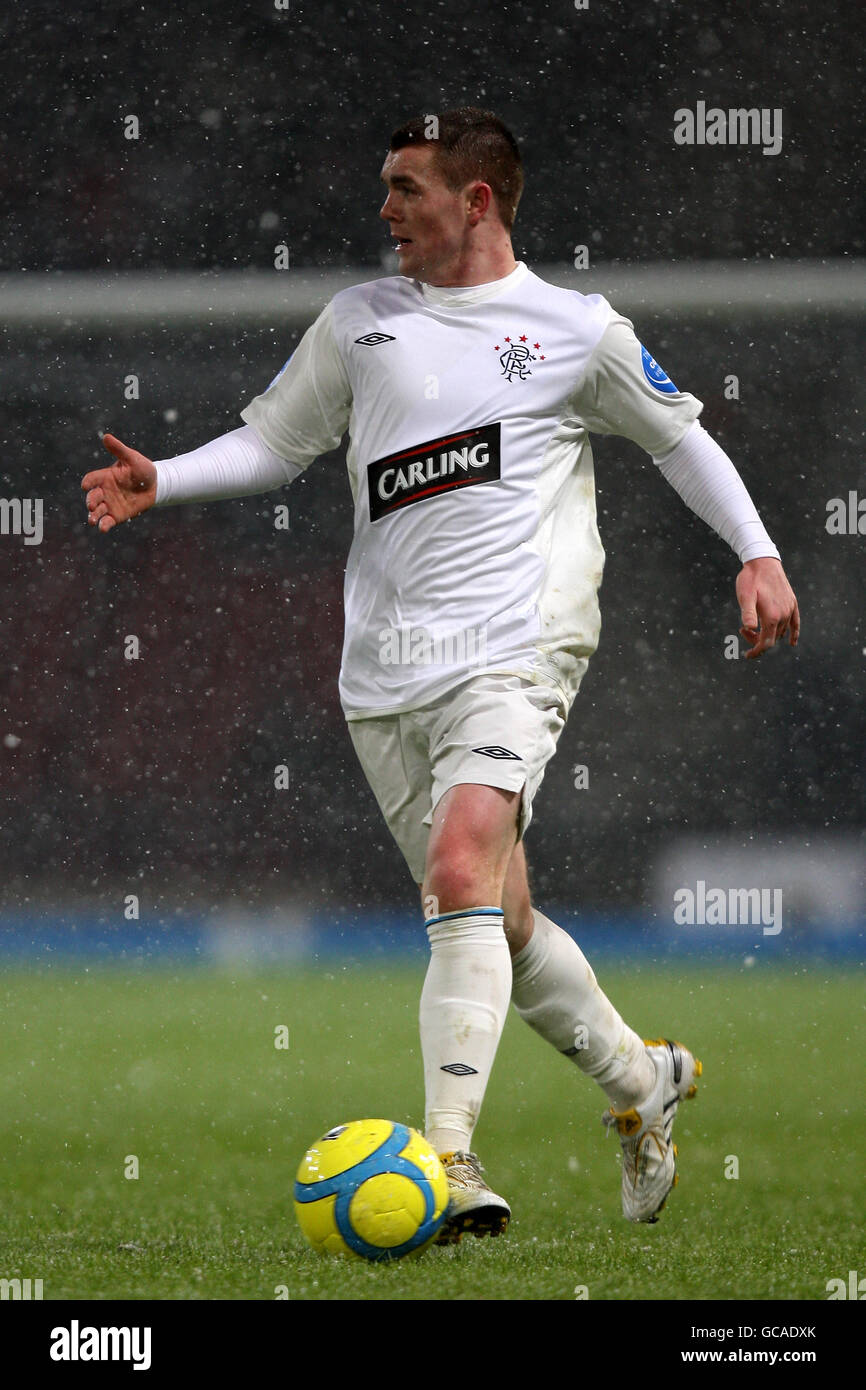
[652,420,799,659]
[572,314,800,659]
[735,555,799,658]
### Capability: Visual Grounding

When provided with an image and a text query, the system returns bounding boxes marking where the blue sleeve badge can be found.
[266,351,295,391]
[640,345,678,394]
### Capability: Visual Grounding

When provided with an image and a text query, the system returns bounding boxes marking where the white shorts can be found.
[347,674,569,884]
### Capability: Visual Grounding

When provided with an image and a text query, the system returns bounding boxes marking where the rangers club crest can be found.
[494,333,546,382]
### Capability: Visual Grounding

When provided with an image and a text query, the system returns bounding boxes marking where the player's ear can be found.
[466,181,493,225]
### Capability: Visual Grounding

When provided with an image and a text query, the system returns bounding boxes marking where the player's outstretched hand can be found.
[736,556,800,659]
[81,434,158,533]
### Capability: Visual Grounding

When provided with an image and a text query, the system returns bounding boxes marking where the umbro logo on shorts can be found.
[367,422,502,522]
[440,1062,478,1076]
[472,745,522,760]
[355,332,396,346]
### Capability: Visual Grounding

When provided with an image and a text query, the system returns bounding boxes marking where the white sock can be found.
[419,908,512,1155]
[511,909,654,1109]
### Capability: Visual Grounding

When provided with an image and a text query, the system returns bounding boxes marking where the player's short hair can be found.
[389,108,524,232]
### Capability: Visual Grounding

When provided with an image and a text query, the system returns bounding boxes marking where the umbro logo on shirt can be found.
[367,422,501,522]
[355,332,396,346]
[472,745,522,760]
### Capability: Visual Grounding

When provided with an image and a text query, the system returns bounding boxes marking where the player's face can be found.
[379,145,474,284]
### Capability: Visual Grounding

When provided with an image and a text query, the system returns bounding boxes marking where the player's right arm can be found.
[82,433,158,533]
[81,425,303,532]
[81,301,352,532]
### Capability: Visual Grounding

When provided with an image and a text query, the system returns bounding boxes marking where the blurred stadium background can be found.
[0,0,863,960]
[1,1,864,1314]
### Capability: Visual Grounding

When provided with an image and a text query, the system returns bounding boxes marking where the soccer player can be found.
[82,108,799,1242]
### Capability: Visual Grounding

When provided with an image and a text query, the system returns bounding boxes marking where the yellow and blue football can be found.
[294,1119,449,1261]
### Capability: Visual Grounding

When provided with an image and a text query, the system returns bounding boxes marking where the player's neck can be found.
[425,243,518,289]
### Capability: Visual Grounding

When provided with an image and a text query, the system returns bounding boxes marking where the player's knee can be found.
[423,850,498,916]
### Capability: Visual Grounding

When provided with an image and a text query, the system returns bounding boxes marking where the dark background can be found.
[3,1,864,269]
[0,1,862,922]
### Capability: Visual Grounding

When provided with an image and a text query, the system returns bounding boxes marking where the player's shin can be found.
[419,909,512,1156]
[511,909,654,1108]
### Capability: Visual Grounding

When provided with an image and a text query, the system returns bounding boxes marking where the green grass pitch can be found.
[1,960,863,1301]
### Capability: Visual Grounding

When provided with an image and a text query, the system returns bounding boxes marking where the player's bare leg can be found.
[503,843,701,1222]
[498,840,534,955]
[423,782,521,916]
[419,782,519,1241]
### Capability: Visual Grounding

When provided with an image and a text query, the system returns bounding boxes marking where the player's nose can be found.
[379,192,398,222]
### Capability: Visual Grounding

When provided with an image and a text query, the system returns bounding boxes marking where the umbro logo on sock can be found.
[472,745,521,760]
[355,332,396,346]
[440,1062,478,1076]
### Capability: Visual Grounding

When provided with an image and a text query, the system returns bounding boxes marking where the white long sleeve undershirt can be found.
[153,425,301,506]
[652,421,780,563]
[153,418,780,565]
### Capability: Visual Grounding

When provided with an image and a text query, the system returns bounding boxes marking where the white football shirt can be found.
[241,261,704,718]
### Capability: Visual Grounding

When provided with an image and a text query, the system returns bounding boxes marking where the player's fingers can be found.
[740,623,765,659]
[97,513,116,533]
[85,485,104,510]
[745,619,784,659]
[790,598,801,645]
[760,618,781,649]
[101,432,130,461]
[81,469,110,491]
